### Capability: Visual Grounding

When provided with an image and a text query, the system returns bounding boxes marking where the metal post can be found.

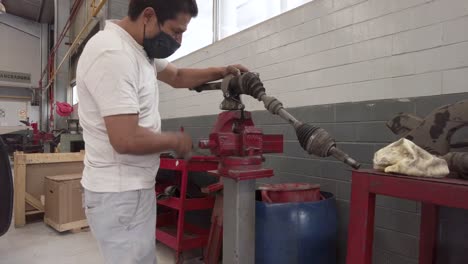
[53,0,71,129]
[212,0,219,42]
[40,23,49,131]
[223,178,256,264]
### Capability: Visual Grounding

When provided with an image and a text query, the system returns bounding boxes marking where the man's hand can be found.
[173,132,193,158]
[157,63,250,89]
[222,64,249,77]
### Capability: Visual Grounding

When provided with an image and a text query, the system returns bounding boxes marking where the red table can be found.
[156,156,219,264]
[346,170,468,264]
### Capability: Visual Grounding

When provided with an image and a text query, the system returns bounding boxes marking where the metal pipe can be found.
[38,0,84,87]
[52,0,84,57]
[277,108,300,127]
[44,0,107,92]
[258,93,300,127]
[36,0,44,22]
[0,95,31,100]
[212,0,219,42]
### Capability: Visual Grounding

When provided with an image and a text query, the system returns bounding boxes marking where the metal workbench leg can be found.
[176,168,189,264]
[346,173,376,264]
[419,203,438,264]
[223,178,256,264]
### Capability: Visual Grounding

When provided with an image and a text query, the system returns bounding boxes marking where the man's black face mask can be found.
[143,24,181,59]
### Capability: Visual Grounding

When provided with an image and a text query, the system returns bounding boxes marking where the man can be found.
[76,0,247,263]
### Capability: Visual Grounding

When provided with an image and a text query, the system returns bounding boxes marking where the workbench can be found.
[346,170,468,264]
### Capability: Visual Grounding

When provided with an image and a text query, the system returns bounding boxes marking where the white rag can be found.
[373,138,449,178]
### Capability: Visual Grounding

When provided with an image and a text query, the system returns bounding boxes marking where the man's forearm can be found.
[171,67,224,88]
[122,126,178,155]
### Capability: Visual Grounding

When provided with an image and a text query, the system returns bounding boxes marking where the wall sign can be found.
[0,70,31,84]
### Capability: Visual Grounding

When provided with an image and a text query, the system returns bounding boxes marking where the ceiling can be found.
[3,0,54,24]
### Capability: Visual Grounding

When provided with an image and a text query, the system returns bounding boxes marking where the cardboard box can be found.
[13,151,85,228]
[44,173,87,232]
[25,162,84,212]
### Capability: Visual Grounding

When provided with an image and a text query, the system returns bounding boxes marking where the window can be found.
[168,0,214,61]
[219,0,280,39]
[72,85,78,105]
[169,0,314,61]
[284,0,315,10]
[218,0,314,39]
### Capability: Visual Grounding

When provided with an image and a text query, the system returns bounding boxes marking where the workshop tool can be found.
[192,72,360,169]
[386,99,468,179]
[198,110,283,264]
[191,72,360,264]
[0,121,56,154]
[156,185,181,201]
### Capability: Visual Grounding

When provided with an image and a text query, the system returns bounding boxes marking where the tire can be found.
[0,137,13,237]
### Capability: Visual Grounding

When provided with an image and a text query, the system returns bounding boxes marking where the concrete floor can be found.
[1,163,204,264]
[0,220,203,264]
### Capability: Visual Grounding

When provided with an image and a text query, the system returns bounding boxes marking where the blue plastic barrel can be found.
[255,191,338,264]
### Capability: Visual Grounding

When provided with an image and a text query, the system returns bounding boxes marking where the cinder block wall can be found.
[157,0,468,263]
[159,0,468,119]
[163,93,468,264]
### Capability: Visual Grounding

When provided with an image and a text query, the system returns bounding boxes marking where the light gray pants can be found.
[83,188,157,264]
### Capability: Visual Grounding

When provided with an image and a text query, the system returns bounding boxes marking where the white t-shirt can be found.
[76,20,168,192]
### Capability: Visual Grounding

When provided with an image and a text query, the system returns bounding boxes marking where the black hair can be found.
[128,0,198,23]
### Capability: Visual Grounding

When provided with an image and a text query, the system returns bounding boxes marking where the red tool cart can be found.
[346,170,468,264]
[156,156,219,264]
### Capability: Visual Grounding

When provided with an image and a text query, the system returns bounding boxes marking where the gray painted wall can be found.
[162,92,468,264]
[0,13,48,129]
[0,14,43,93]
[108,0,129,20]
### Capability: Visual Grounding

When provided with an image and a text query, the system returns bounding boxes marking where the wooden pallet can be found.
[44,217,89,233]
[13,151,85,227]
